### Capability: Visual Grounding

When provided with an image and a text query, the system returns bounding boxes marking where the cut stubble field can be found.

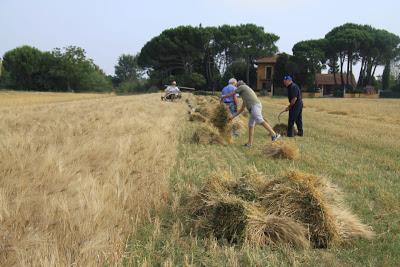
[0,91,399,266]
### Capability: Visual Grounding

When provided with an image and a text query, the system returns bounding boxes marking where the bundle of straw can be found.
[264,141,300,160]
[182,168,375,249]
[192,125,226,145]
[189,112,207,122]
[273,123,298,136]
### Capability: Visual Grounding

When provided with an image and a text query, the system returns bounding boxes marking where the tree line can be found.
[0,46,113,92]
[1,23,399,93]
[277,23,400,92]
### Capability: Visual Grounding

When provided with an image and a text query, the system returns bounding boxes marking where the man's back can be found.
[166,86,180,94]
[236,85,260,111]
[221,84,236,103]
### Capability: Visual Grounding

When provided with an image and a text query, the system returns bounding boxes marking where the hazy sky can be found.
[1,0,399,76]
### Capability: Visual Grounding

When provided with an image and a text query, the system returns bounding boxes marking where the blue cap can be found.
[283,75,293,81]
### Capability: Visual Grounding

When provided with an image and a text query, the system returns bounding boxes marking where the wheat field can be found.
[1,91,400,266]
[0,91,185,266]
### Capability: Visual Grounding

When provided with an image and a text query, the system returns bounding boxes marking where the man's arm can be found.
[231,101,245,120]
[221,90,237,99]
[233,94,239,108]
[285,97,298,111]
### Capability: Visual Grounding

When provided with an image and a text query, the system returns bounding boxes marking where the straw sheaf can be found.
[192,125,226,145]
[245,205,310,249]
[264,141,300,160]
[189,112,207,122]
[182,168,375,249]
[260,175,339,248]
[273,123,298,136]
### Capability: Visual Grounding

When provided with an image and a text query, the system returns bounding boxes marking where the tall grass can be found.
[0,92,184,266]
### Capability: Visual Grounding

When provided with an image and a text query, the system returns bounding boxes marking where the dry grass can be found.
[245,207,310,249]
[0,92,184,266]
[328,111,348,116]
[192,125,226,145]
[0,90,111,108]
[183,168,374,250]
[272,123,298,136]
[194,106,212,118]
[211,104,230,132]
[189,112,207,122]
[260,172,339,248]
[264,141,300,160]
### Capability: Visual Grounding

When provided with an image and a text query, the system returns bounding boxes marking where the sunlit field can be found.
[0,92,185,266]
[0,90,112,107]
[0,92,399,266]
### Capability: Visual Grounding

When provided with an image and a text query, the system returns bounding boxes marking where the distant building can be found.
[315,73,356,96]
[255,55,278,94]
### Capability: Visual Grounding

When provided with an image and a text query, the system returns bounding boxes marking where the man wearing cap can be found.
[283,75,303,137]
[220,78,239,115]
[221,81,280,146]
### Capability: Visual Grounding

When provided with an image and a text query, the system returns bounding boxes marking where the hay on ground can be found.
[260,174,339,248]
[245,206,310,249]
[183,168,374,249]
[232,118,246,133]
[195,106,212,118]
[286,171,375,243]
[192,125,225,145]
[189,112,207,122]
[211,104,231,131]
[332,208,375,242]
[264,141,300,160]
[328,111,348,116]
[273,123,298,136]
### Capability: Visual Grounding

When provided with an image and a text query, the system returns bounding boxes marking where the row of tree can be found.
[1,23,399,93]
[278,23,400,91]
[0,45,112,92]
[135,24,279,90]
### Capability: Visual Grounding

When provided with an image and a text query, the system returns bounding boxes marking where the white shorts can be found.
[248,103,265,127]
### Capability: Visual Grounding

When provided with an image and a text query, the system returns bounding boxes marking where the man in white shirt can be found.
[164,81,180,98]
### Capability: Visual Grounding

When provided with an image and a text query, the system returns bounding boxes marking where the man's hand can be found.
[285,106,290,112]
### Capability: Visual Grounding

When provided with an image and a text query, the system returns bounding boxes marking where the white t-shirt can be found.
[165,86,180,94]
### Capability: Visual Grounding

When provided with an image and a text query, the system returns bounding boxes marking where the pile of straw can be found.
[210,104,233,143]
[264,141,300,160]
[195,106,212,118]
[192,125,226,145]
[189,112,207,122]
[211,104,230,132]
[182,168,374,249]
[273,123,298,136]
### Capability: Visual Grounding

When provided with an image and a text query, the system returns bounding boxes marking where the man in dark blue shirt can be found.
[284,75,303,137]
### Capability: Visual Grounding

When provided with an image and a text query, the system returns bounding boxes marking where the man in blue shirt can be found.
[284,75,303,137]
[221,78,239,115]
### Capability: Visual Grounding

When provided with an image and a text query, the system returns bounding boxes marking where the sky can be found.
[1,0,399,77]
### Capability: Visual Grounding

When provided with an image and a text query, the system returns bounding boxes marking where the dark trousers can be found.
[288,102,303,137]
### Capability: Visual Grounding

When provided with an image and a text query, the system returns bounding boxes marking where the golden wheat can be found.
[0,92,185,266]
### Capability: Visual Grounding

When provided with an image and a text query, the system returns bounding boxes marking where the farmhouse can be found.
[255,55,278,94]
[315,73,357,96]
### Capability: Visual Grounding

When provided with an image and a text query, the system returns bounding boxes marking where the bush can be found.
[78,71,113,92]
[391,83,400,92]
[148,85,160,93]
[345,84,354,93]
[115,79,159,94]
[333,87,344,97]
[175,73,207,90]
